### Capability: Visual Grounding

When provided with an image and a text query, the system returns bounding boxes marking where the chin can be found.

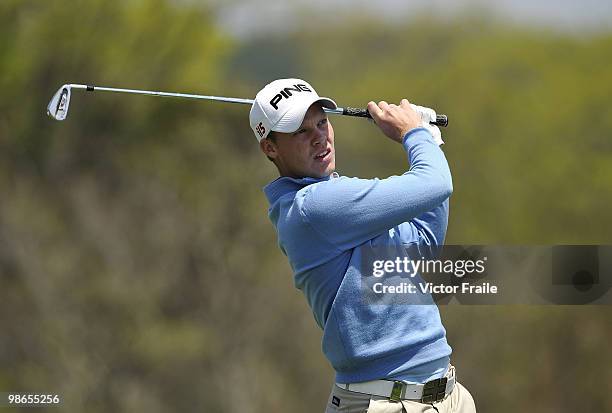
[308,158,335,178]
[327,159,336,175]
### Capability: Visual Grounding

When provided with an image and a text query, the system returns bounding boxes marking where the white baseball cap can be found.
[249,78,337,141]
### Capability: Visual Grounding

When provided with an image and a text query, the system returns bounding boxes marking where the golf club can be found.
[46,83,449,127]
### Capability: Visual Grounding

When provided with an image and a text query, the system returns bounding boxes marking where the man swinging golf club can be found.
[251,78,476,413]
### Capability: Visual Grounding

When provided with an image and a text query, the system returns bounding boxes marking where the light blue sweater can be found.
[263,128,453,384]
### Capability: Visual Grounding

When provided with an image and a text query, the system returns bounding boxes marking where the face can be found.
[260,103,335,178]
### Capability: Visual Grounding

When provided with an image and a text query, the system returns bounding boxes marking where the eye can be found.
[318,118,328,127]
[293,128,307,136]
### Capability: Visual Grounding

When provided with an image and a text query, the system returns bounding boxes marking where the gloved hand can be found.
[410,104,444,146]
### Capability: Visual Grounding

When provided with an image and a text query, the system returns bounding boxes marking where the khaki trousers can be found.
[324,371,476,413]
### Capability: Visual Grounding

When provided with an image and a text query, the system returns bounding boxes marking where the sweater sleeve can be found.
[300,128,452,252]
[395,198,450,260]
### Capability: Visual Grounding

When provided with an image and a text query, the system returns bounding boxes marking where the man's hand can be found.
[367,99,422,143]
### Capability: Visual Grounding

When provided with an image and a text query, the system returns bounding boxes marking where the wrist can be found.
[395,125,419,143]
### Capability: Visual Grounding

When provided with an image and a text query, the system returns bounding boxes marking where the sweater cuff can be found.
[402,127,434,151]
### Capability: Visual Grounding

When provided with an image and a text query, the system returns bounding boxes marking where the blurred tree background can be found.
[1,1,611,412]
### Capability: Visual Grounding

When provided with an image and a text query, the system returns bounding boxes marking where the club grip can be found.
[435,114,448,127]
[342,107,448,127]
[342,107,371,118]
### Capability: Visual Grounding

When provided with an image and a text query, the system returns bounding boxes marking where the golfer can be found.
[250,78,476,413]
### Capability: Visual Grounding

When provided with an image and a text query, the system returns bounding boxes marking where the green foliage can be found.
[0,3,611,412]
[230,18,612,243]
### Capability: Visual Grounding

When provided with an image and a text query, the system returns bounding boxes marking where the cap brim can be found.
[273,97,337,134]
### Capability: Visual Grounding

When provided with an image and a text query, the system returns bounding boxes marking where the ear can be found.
[260,138,278,159]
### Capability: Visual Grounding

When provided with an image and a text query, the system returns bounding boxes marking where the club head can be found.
[47,84,71,120]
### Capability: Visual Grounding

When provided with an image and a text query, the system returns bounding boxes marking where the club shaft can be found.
[72,84,254,105]
[66,84,448,126]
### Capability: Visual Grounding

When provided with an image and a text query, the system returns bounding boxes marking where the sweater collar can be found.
[264,172,339,205]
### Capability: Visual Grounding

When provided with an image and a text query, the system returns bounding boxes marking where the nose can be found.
[311,127,326,147]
